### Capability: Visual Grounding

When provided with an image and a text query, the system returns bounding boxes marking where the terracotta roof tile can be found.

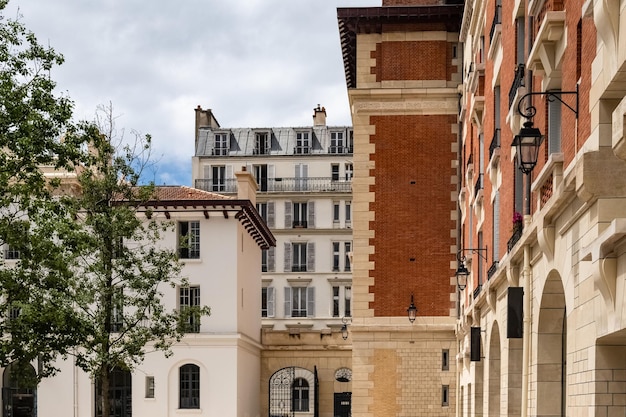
[150,186,234,202]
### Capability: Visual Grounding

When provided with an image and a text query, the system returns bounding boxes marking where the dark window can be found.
[255,133,269,155]
[344,242,352,272]
[213,133,228,155]
[96,368,132,417]
[262,288,268,317]
[331,164,340,181]
[332,242,340,272]
[332,286,340,317]
[295,132,310,154]
[442,349,450,371]
[178,221,200,259]
[145,376,155,398]
[179,364,200,409]
[292,243,307,272]
[211,166,226,191]
[291,287,308,318]
[442,385,449,406]
[329,131,345,153]
[293,203,308,228]
[292,378,309,412]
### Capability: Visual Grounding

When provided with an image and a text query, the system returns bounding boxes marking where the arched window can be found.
[95,367,132,417]
[3,362,37,417]
[291,378,309,412]
[179,364,200,409]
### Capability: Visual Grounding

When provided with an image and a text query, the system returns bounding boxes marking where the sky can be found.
[5,0,381,185]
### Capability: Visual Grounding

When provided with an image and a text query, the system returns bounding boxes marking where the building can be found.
[1,173,275,417]
[191,106,354,417]
[338,2,464,417]
[455,0,626,416]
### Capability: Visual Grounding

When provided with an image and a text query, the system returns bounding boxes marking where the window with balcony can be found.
[178,221,200,259]
[255,132,270,155]
[284,242,315,272]
[179,286,201,333]
[295,132,310,154]
[284,286,315,318]
[294,163,308,191]
[332,285,351,317]
[261,287,275,317]
[213,133,228,156]
[253,164,269,192]
[211,165,226,192]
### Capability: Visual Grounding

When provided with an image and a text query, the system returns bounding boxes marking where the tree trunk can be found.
[101,367,111,417]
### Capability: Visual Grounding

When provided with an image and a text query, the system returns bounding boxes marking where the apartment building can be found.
[457,0,626,416]
[338,2,464,417]
[191,105,353,417]
[1,174,274,417]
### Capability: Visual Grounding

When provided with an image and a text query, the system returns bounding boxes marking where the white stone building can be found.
[191,105,353,417]
[1,173,274,417]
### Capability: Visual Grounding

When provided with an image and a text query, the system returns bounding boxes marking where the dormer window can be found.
[213,133,229,156]
[255,132,270,155]
[295,132,310,154]
[329,131,345,154]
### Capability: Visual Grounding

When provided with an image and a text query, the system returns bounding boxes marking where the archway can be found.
[269,367,315,417]
[2,362,37,417]
[536,272,566,416]
[488,322,501,416]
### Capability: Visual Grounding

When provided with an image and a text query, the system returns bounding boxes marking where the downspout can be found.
[521,243,531,417]
[74,353,78,417]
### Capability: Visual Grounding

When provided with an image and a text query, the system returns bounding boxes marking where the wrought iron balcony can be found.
[507,227,523,252]
[474,173,484,196]
[489,5,501,43]
[508,64,525,109]
[292,221,308,228]
[473,284,482,299]
[195,177,352,193]
[328,146,353,154]
[487,261,499,280]
[489,129,501,160]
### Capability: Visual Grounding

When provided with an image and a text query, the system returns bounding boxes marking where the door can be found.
[333,392,351,417]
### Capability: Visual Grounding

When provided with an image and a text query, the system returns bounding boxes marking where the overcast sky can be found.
[7,0,380,185]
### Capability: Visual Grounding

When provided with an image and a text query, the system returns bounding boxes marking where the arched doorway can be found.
[2,362,37,417]
[269,367,316,417]
[537,273,566,416]
[488,322,501,416]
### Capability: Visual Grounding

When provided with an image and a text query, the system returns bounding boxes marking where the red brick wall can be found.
[383,0,444,5]
[372,41,456,81]
[368,115,457,317]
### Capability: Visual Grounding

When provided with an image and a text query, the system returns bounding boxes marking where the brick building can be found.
[338,2,463,416]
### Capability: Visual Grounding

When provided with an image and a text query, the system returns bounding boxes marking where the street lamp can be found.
[512,121,544,175]
[341,317,349,340]
[455,248,487,291]
[407,294,417,323]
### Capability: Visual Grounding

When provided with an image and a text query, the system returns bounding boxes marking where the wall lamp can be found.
[407,294,417,323]
[455,248,488,291]
[341,316,349,340]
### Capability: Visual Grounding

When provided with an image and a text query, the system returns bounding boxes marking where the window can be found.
[292,242,307,272]
[333,202,340,224]
[293,202,308,228]
[179,364,200,409]
[295,164,308,191]
[516,16,525,65]
[295,132,310,154]
[179,286,201,333]
[96,368,131,417]
[255,132,269,155]
[442,385,449,406]
[548,95,562,154]
[344,242,352,272]
[145,376,155,398]
[332,242,340,272]
[345,163,353,181]
[213,133,228,155]
[332,285,351,317]
[347,130,354,153]
[345,201,352,226]
[261,247,275,273]
[292,378,309,412]
[257,201,274,228]
[110,287,123,332]
[211,165,226,192]
[253,164,268,191]
[3,245,20,260]
[442,349,450,371]
[261,249,268,272]
[331,164,340,181]
[257,203,268,223]
[284,286,315,317]
[261,287,275,318]
[329,131,344,153]
[178,221,200,259]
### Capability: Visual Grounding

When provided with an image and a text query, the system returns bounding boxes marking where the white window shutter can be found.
[267,201,275,228]
[268,164,275,191]
[307,242,315,272]
[284,287,292,317]
[267,287,275,318]
[284,202,292,228]
[307,287,315,317]
[268,246,275,272]
[308,201,315,228]
[548,98,562,154]
[284,242,291,272]
[203,165,211,180]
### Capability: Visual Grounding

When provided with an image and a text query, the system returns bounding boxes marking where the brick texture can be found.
[372,41,456,81]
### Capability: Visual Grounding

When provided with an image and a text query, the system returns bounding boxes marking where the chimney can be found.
[312,104,327,126]
[235,166,258,206]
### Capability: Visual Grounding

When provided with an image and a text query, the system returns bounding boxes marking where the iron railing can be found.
[507,227,523,252]
[474,173,484,196]
[473,284,482,299]
[195,177,351,193]
[508,64,525,109]
[328,146,353,154]
[487,261,499,280]
[489,128,501,160]
[489,5,502,42]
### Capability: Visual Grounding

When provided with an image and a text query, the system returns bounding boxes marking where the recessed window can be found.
[145,376,155,398]
[442,385,449,406]
[262,287,275,317]
[442,349,449,371]
[292,243,307,272]
[292,378,310,412]
[255,132,270,155]
[178,221,200,259]
[285,286,314,318]
[179,364,200,409]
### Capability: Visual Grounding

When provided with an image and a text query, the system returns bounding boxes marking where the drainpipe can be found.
[521,243,531,417]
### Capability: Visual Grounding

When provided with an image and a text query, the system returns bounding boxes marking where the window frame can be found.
[295,132,310,154]
[179,286,201,333]
[213,133,228,156]
[179,364,200,409]
[178,221,200,259]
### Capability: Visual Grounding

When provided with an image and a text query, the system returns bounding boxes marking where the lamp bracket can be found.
[517,85,579,120]
[457,247,488,262]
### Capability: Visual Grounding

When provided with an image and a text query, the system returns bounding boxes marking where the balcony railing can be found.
[328,146,353,154]
[508,64,525,108]
[489,5,502,43]
[473,284,482,299]
[507,227,523,252]
[487,261,499,280]
[489,129,501,160]
[292,221,308,228]
[474,173,484,196]
[195,177,352,193]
